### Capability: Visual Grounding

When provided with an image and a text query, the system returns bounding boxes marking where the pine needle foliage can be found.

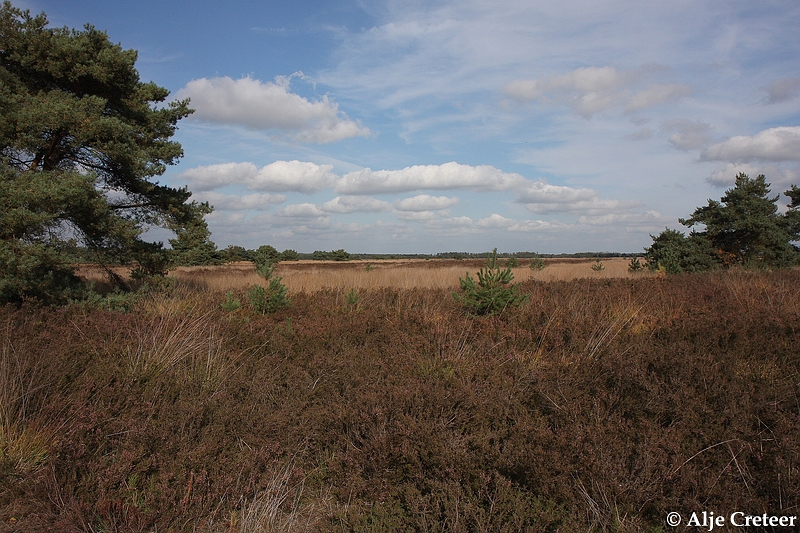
[247,255,289,314]
[454,248,528,315]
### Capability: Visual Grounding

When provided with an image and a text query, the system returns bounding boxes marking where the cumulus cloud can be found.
[503,67,691,118]
[180,162,258,191]
[175,76,370,143]
[663,119,712,151]
[276,203,328,218]
[763,78,800,104]
[393,194,459,211]
[476,214,516,228]
[700,127,800,163]
[192,191,286,210]
[250,160,338,193]
[321,196,392,213]
[513,180,637,215]
[336,162,527,194]
[180,160,337,193]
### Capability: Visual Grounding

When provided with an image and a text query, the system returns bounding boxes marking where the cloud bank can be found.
[176,76,370,143]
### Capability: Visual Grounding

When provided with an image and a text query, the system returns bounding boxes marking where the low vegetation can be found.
[1,267,799,531]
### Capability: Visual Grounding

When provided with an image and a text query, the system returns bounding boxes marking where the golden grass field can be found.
[77,257,653,293]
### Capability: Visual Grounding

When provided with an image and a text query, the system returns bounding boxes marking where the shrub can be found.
[453,248,529,315]
[591,257,605,271]
[248,278,290,315]
[221,291,241,313]
[248,252,290,314]
[628,256,645,272]
[528,255,546,270]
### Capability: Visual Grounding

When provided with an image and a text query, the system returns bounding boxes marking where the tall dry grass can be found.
[161,258,651,294]
[0,317,54,477]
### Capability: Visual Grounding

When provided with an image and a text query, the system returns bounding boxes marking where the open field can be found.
[78,257,652,294]
[2,267,799,532]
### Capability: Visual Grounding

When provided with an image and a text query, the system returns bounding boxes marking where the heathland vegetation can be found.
[3,3,800,531]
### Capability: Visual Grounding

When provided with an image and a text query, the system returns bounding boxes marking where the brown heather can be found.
[1,262,799,532]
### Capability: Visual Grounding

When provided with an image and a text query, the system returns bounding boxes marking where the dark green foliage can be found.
[168,204,222,266]
[680,173,799,267]
[253,244,280,266]
[247,247,289,314]
[627,256,644,272]
[646,228,718,274]
[0,2,210,302]
[312,248,353,261]
[647,174,800,274]
[278,248,299,261]
[504,254,519,268]
[528,255,546,270]
[454,248,529,315]
[591,257,605,271]
[246,278,289,314]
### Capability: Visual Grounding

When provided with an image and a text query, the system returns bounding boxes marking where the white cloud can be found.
[578,210,672,230]
[175,76,370,143]
[625,84,692,112]
[180,162,258,191]
[180,160,337,193]
[515,181,597,204]
[700,127,800,163]
[321,196,392,213]
[707,163,800,189]
[193,191,286,210]
[663,119,712,151]
[504,66,632,117]
[276,203,327,218]
[250,160,338,193]
[763,78,800,104]
[393,194,459,211]
[394,210,440,221]
[504,67,691,118]
[476,214,515,228]
[335,162,527,194]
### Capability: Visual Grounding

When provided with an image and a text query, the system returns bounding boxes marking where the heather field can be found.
[2,263,800,532]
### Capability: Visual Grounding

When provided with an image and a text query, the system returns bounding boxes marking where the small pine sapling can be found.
[248,256,290,314]
[454,248,529,315]
[591,257,605,271]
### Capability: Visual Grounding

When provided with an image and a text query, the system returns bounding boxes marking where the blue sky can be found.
[23,0,800,253]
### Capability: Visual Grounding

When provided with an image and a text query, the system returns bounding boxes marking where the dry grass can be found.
[80,257,650,295]
[76,258,651,296]
[0,318,54,478]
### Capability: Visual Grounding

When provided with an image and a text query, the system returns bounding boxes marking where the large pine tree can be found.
[0,2,213,301]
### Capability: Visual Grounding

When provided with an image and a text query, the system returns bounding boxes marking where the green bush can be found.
[528,255,546,270]
[247,278,290,314]
[247,251,290,314]
[454,248,528,315]
[628,256,645,272]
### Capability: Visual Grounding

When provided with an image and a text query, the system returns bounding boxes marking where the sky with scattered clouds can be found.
[25,0,800,253]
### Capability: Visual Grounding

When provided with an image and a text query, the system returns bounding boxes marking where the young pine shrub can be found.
[591,257,605,271]
[248,256,290,314]
[529,255,546,270]
[628,256,645,272]
[454,248,529,315]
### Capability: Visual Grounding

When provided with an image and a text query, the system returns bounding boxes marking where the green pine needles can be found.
[247,255,290,314]
[454,249,529,315]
